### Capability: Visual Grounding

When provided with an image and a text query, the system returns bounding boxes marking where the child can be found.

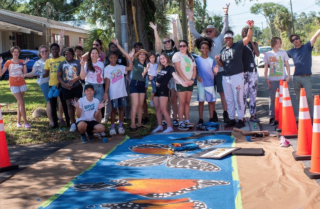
[0,46,31,128]
[73,84,106,143]
[104,51,133,135]
[194,37,218,125]
[142,51,158,107]
[263,37,290,126]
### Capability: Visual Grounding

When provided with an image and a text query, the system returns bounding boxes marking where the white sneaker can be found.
[101,118,107,124]
[152,126,163,133]
[163,127,173,133]
[100,132,106,137]
[69,123,77,132]
[109,128,117,136]
[93,133,100,137]
[118,127,125,135]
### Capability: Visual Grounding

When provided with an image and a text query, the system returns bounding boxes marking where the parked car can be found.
[255,46,272,68]
[0,50,39,80]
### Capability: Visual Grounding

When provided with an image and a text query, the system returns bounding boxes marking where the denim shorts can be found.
[129,79,146,94]
[151,77,157,93]
[111,97,127,108]
[84,82,104,102]
[40,82,50,102]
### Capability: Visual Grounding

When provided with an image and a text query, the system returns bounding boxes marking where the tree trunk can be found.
[114,0,123,44]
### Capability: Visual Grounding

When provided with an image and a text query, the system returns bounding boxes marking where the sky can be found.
[206,0,319,35]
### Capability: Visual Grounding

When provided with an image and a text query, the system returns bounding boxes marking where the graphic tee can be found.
[263,50,289,81]
[195,56,215,87]
[77,97,99,122]
[131,59,146,82]
[104,65,128,100]
[161,47,178,60]
[44,56,66,86]
[148,63,158,76]
[84,61,104,84]
[287,41,313,75]
[4,59,26,87]
[242,42,257,72]
[172,52,196,84]
[33,59,49,86]
[156,65,175,88]
[58,60,81,88]
[220,40,244,76]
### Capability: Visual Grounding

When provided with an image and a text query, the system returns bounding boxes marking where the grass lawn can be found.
[0,79,157,145]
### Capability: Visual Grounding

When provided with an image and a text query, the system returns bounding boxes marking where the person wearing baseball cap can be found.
[187,4,231,123]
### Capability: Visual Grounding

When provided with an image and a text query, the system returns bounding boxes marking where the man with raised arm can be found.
[187,4,230,123]
[287,31,320,117]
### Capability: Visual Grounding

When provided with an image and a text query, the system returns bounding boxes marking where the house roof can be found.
[0,20,43,35]
[0,9,87,34]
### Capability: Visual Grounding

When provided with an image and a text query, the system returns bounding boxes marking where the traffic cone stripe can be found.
[299,111,311,119]
[313,124,320,133]
[299,107,309,112]
[283,100,292,107]
[0,124,3,132]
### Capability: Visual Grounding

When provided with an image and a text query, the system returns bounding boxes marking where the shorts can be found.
[40,82,50,102]
[150,77,157,93]
[168,78,175,89]
[197,81,216,102]
[111,97,127,108]
[62,84,83,100]
[214,71,224,93]
[10,84,27,94]
[154,86,169,97]
[129,79,145,94]
[76,120,99,135]
[176,84,193,92]
[84,83,104,102]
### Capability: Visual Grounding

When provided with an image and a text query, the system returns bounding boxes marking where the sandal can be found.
[59,118,66,126]
[129,126,138,131]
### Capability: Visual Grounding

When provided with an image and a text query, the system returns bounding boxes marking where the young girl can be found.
[24,45,53,127]
[172,40,197,131]
[80,48,105,122]
[152,53,188,133]
[57,48,82,132]
[0,46,31,128]
[104,49,133,135]
[194,37,218,125]
[142,51,158,107]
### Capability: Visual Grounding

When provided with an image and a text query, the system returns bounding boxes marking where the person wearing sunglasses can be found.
[149,19,180,127]
[215,21,255,129]
[172,40,197,131]
[82,39,105,62]
[24,45,53,127]
[187,4,231,123]
[287,30,320,117]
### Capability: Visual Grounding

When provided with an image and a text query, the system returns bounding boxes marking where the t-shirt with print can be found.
[131,59,146,82]
[220,40,244,76]
[58,59,81,88]
[287,41,313,76]
[195,56,215,87]
[161,47,178,60]
[263,50,289,81]
[148,63,158,76]
[33,59,49,86]
[242,42,257,73]
[84,61,105,84]
[156,65,175,88]
[105,53,127,66]
[172,52,196,84]
[44,56,66,86]
[4,60,26,87]
[104,65,128,100]
[77,97,99,122]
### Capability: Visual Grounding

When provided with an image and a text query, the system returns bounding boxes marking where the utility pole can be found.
[181,0,188,41]
[289,0,295,34]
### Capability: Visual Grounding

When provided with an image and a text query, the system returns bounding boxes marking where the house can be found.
[0,9,88,53]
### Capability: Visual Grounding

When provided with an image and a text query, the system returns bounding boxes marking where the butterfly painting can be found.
[72,179,230,198]
[116,140,226,172]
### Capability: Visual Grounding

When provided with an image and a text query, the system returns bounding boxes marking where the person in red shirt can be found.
[0,46,31,128]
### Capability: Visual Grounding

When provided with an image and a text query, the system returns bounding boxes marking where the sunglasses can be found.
[291,37,300,43]
[179,45,187,48]
[206,30,214,33]
[93,44,100,46]
[40,50,48,53]
[163,40,171,44]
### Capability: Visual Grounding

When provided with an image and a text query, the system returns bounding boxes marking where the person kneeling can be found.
[73,84,106,143]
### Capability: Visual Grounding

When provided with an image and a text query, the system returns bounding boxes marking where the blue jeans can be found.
[151,77,157,93]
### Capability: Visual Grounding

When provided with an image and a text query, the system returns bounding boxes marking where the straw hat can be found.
[134,49,149,59]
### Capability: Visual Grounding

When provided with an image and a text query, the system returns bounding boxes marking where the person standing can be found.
[241,27,260,122]
[287,31,320,117]
[187,4,230,123]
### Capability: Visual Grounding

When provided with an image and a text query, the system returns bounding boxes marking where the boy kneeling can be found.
[73,84,106,143]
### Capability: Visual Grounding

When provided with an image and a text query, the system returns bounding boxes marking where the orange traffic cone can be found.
[0,105,19,172]
[276,79,283,132]
[281,81,297,137]
[293,88,312,160]
[304,95,320,179]
[275,88,280,123]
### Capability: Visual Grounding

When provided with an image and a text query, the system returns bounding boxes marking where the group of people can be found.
[0,3,318,142]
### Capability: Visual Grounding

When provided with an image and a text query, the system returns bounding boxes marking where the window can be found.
[53,34,69,47]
